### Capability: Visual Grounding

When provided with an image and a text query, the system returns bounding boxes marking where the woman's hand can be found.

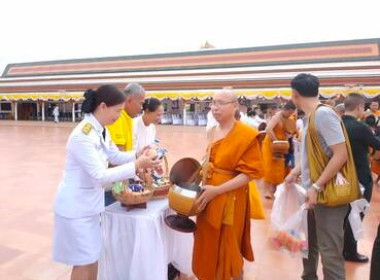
[195,185,221,211]
[136,146,150,158]
[136,149,161,170]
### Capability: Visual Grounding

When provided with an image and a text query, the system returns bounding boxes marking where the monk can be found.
[193,89,264,280]
[261,101,296,199]
[365,100,380,118]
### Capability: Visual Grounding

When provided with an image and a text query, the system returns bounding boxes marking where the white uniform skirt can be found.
[53,214,102,266]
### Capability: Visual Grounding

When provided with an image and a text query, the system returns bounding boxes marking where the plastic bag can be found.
[271,204,309,258]
[270,183,308,257]
[349,198,370,241]
[271,183,306,230]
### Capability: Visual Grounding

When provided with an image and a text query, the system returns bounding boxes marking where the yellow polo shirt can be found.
[107,110,133,151]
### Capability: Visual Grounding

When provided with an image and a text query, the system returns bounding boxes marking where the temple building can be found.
[1,38,379,123]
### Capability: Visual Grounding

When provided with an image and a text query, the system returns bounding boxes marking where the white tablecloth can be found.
[98,200,193,280]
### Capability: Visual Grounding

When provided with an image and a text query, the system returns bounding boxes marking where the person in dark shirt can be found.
[342,93,380,262]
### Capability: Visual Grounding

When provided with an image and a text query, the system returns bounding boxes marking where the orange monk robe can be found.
[371,159,380,175]
[369,134,380,176]
[193,121,264,280]
[262,120,287,185]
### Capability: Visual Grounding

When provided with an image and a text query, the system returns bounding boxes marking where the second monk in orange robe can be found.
[262,102,296,199]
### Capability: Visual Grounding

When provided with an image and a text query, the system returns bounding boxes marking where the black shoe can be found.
[168,263,180,280]
[344,252,369,263]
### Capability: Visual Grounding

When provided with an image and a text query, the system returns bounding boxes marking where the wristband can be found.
[311,183,322,193]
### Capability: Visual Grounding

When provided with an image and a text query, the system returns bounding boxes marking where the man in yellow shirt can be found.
[105,83,146,205]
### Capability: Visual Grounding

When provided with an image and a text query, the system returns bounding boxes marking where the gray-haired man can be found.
[105,83,145,206]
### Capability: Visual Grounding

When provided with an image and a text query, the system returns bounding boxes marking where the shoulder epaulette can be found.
[81,123,93,135]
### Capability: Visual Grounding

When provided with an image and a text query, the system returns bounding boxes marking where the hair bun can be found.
[82,89,97,113]
[84,89,96,100]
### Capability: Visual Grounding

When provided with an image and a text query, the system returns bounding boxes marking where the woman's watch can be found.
[311,183,323,193]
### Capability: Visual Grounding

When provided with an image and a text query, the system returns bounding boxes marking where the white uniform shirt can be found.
[54,113,136,219]
[133,115,156,153]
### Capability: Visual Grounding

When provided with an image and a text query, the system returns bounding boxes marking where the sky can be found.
[0,0,379,75]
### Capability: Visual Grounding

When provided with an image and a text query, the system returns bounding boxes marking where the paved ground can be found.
[0,120,378,280]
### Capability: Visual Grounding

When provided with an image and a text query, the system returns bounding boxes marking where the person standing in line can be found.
[286,73,351,280]
[341,93,380,262]
[261,101,296,199]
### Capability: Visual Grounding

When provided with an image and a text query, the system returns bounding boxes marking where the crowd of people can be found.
[51,74,380,280]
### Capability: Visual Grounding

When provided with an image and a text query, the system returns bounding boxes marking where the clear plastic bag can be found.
[349,198,370,241]
[271,205,308,257]
[270,183,308,257]
[271,183,306,230]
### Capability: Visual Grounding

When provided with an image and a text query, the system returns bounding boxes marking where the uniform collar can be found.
[86,113,104,134]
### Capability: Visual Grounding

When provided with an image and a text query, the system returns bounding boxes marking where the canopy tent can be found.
[0,92,84,102]
[1,87,380,102]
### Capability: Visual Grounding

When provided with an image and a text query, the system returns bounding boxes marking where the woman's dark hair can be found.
[142,98,162,112]
[82,85,126,113]
[291,73,319,97]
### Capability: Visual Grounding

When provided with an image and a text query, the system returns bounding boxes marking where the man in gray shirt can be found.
[285,73,349,280]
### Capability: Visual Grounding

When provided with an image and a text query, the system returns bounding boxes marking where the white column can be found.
[72,102,76,122]
[14,102,18,121]
[42,102,45,121]
[183,107,187,126]
[36,102,40,120]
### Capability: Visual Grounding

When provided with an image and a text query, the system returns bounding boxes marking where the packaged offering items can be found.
[152,177,171,188]
[112,181,125,195]
[157,148,166,159]
[112,181,145,194]
[272,229,308,255]
[128,183,144,192]
[270,205,309,258]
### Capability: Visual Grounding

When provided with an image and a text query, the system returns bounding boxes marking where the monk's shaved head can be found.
[213,89,238,102]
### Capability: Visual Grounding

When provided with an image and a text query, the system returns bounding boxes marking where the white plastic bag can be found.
[271,204,309,258]
[270,183,308,257]
[349,198,370,241]
[271,183,306,230]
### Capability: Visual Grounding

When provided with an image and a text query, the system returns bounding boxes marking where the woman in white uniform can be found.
[133,98,164,153]
[53,85,159,280]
